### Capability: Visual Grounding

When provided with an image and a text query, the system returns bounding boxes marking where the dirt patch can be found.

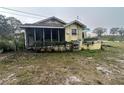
[65,76,81,85]
[0,53,15,62]
[0,73,17,84]
[116,59,124,63]
[96,66,112,75]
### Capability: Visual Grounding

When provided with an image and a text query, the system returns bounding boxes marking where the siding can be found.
[65,23,85,42]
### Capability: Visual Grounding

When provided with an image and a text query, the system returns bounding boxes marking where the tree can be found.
[118,27,124,36]
[0,15,22,37]
[110,28,119,35]
[0,15,10,36]
[6,17,22,36]
[93,27,107,37]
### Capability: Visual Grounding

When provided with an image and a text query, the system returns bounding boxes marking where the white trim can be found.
[20,25,64,29]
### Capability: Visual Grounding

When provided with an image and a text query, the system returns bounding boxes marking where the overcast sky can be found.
[0,7,124,31]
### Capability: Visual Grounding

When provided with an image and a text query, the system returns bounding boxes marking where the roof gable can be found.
[21,17,87,29]
[33,16,66,27]
[65,20,86,28]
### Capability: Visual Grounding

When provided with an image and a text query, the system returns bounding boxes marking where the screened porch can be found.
[25,28,65,47]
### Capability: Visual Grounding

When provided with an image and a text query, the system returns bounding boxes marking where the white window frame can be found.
[72,29,77,35]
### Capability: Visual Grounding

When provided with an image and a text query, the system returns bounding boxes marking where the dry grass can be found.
[0,42,124,85]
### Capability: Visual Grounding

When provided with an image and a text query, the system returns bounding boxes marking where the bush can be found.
[108,37,115,41]
[0,33,25,53]
[0,40,14,52]
[17,40,25,50]
[0,41,8,51]
[84,37,98,42]
[10,33,25,51]
[101,35,124,41]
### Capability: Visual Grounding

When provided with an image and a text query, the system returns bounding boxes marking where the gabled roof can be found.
[21,16,86,29]
[65,20,86,28]
[34,16,66,25]
[21,16,66,28]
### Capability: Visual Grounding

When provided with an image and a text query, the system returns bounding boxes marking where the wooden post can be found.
[58,28,60,42]
[51,28,53,42]
[34,28,36,42]
[58,28,60,51]
[43,28,45,42]
[43,28,45,46]
[34,28,36,49]
[24,30,27,48]
[25,30,29,48]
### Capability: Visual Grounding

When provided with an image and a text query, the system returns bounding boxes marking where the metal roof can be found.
[21,16,86,28]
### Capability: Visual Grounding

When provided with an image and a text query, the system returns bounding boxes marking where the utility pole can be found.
[76,16,79,20]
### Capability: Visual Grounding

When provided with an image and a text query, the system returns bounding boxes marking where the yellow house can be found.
[21,16,101,51]
[65,20,86,41]
[64,20,86,50]
[21,16,87,50]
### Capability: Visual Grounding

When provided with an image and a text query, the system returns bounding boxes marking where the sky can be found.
[0,7,124,31]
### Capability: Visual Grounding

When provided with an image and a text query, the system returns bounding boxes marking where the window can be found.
[72,29,77,35]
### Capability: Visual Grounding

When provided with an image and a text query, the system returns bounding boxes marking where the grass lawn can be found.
[0,42,124,85]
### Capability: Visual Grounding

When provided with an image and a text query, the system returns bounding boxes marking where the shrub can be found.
[14,33,25,50]
[108,37,115,41]
[0,33,25,52]
[84,37,98,42]
[17,37,25,50]
[0,40,14,52]
[0,41,8,51]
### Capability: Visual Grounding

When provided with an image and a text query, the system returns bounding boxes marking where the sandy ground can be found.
[0,42,124,85]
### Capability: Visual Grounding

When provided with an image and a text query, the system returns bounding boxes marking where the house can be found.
[21,16,87,51]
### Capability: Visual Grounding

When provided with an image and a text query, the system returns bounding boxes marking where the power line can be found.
[0,11,42,19]
[0,7,82,23]
[0,7,48,18]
